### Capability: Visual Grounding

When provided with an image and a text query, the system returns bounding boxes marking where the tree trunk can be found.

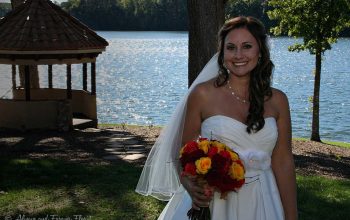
[11,0,24,9]
[311,50,322,142]
[187,0,226,87]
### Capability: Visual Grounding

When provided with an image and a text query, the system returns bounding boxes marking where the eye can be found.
[226,45,235,50]
[243,44,252,49]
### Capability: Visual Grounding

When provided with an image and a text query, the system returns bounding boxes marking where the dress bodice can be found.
[201,115,278,172]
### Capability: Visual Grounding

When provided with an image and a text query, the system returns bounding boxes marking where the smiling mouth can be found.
[234,62,248,66]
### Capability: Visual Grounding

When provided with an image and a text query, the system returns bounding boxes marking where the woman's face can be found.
[223,27,260,78]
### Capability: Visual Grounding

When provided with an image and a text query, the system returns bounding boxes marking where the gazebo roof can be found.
[0,0,108,55]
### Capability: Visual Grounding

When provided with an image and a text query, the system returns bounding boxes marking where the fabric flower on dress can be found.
[240,150,271,171]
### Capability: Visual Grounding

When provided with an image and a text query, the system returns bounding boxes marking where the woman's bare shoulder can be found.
[189,78,217,100]
[271,88,289,103]
[270,88,290,119]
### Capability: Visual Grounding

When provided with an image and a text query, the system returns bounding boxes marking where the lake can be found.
[0,31,349,142]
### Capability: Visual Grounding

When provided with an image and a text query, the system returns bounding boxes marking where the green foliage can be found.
[60,0,80,11]
[268,0,350,54]
[268,0,350,141]
[0,3,11,17]
[226,0,265,19]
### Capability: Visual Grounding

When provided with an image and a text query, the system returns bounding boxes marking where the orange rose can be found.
[229,161,245,180]
[195,157,212,174]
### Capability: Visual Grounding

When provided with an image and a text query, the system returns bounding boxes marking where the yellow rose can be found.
[229,162,245,180]
[198,140,210,153]
[229,151,239,161]
[195,157,212,175]
[179,146,185,157]
[211,141,226,152]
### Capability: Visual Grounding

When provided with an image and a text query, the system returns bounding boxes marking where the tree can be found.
[187,0,227,87]
[10,0,23,9]
[267,0,350,142]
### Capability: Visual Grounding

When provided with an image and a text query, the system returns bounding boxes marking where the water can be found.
[0,32,349,142]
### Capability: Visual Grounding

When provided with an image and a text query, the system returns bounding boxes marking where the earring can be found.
[223,63,230,74]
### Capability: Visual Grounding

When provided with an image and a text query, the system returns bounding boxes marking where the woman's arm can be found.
[271,90,298,220]
[180,84,213,210]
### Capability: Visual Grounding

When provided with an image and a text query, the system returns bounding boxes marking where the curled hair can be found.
[216,16,274,133]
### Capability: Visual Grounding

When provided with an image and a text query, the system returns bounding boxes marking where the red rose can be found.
[211,154,231,175]
[220,150,232,160]
[180,149,205,167]
[184,163,197,176]
[207,146,218,158]
[183,141,198,154]
[206,170,221,184]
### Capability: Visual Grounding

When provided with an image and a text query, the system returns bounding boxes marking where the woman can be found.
[136,16,298,220]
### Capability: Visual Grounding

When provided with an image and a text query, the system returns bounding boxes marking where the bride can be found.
[136,16,298,220]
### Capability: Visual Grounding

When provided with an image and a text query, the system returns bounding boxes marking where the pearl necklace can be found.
[226,80,249,104]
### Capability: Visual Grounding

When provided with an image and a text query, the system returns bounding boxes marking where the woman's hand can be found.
[180,174,214,210]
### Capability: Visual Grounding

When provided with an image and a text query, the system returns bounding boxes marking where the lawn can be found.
[0,127,349,220]
[0,158,165,219]
[1,157,349,220]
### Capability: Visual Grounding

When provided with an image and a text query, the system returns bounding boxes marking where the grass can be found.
[0,137,349,219]
[323,140,350,149]
[297,175,350,220]
[1,158,349,219]
[0,158,165,219]
[293,137,350,149]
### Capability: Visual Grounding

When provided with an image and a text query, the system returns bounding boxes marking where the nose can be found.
[234,48,244,59]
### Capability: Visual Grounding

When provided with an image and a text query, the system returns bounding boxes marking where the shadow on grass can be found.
[0,128,164,219]
[297,175,350,220]
[0,128,153,162]
[294,152,350,179]
[0,158,165,219]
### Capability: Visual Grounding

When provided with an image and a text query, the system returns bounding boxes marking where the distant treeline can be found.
[0,3,11,17]
[0,0,349,36]
[62,0,188,31]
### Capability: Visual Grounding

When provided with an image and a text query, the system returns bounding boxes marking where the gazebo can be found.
[0,0,108,131]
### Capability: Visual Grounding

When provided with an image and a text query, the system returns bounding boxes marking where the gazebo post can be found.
[83,63,87,91]
[48,64,53,88]
[91,62,96,95]
[67,64,72,99]
[12,65,16,88]
[24,65,31,101]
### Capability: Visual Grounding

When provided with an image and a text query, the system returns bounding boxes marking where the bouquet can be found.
[179,137,245,220]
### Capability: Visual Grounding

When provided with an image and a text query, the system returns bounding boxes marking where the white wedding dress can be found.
[158,115,285,220]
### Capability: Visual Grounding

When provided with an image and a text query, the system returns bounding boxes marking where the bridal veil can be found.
[135,53,220,201]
